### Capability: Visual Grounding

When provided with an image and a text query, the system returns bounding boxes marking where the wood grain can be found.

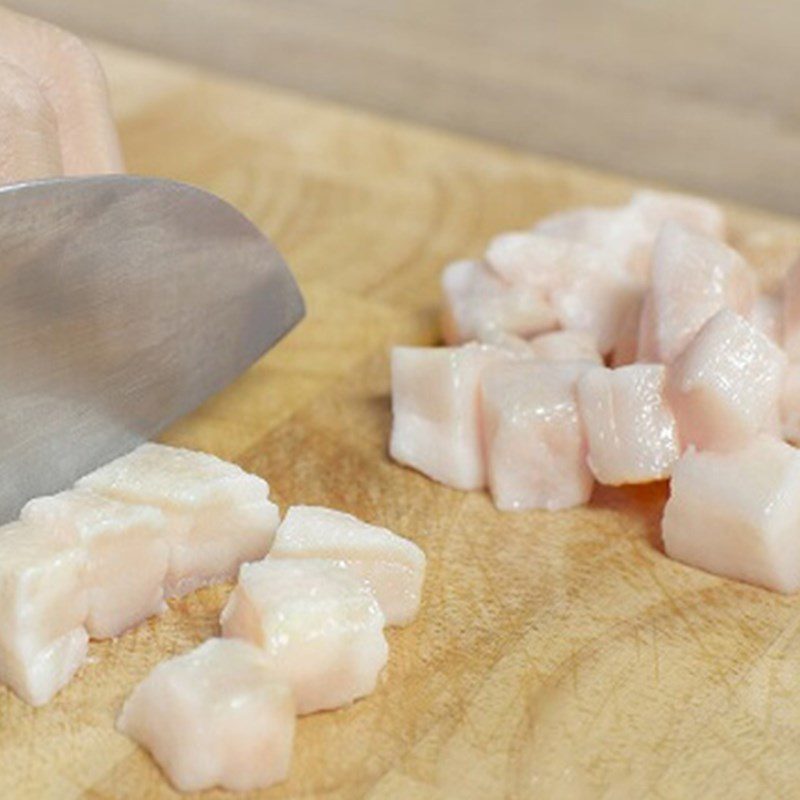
[3,42,800,800]
[5,0,800,215]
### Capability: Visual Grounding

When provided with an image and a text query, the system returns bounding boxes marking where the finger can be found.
[0,8,124,175]
[0,58,63,184]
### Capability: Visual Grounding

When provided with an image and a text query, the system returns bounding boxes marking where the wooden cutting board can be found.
[3,43,800,800]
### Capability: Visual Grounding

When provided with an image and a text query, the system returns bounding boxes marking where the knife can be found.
[0,175,305,522]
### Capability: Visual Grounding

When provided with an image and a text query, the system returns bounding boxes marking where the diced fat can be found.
[484,232,612,290]
[666,309,787,451]
[117,638,295,793]
[270,506,426,626]
[0,521,87,706]
[527,330,603,364]
[480,360,594,510]
[662,437,800,593]
[390,343,513,490]
[645,222,757,363]
[782,258,800,358]
[551,264,642,356]
[748,292,783,345]
[440,259,556,344]
[221,558,388,714]
[534,190,726,280]
[781,362,800,445]
[630,190,725,241]
[22,490,169,639]
[635,292,659,363]
[577,364,680,485]
[76,444,279,597]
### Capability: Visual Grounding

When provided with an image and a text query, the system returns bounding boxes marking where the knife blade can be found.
[0,175,305,522]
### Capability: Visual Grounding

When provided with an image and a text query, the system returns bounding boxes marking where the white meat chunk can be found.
[577,364,680,485]
[480,360,594,510]
[22,490,168,639]
[630,190,725,241]
[667,309,787,451]
[270,506,426,626]
[77,444,279,597]
[440,259,556,344]
[390,343,513,490]
[662,437,800,593]
[644,222,757,363]
[221,559,388,714]
[117,638,295,793]
[611,290,645,366]
[527,330,603,364]
[0,521,87,706]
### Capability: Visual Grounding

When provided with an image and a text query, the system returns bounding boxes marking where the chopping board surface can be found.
[3,43,800,800]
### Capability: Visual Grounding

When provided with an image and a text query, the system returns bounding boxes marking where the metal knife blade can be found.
[0,175,305,522]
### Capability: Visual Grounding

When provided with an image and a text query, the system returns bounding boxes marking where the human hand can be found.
[0,6,123,184]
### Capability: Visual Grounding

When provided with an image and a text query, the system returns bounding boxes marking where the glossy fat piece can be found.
[643,222,757,363]
[481,360,594,511]
[270,506,426,626]
[667,309,787,452]
[0,521,87,706]
[117,638,295,793]
[440,259,556,344]
[527,330,603,364]
[781,362,800,446]
[749,292,783,346]
[577,365,680,485]
[221,558,388,714]
[611,291,645,367]
[662,437,800,593]
[390,343,513,490]
[77,444,279,597]
[22,490,168,639]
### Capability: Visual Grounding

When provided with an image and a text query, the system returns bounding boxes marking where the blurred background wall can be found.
[5,0,798,214]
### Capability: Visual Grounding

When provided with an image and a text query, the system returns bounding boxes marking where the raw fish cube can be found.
[481,360,594,510]
[270,506,426,626]
[645,222,757,363]
[440,259,556,344]
[22,490,168,639]
[117,638,294,793]
[77,444,279,597]
[630,190,725,241]
[662,437,800,593]
[390,344,513,490]
[527,330,603,364]
[667,309,786,451]
[577,365,680,485]
[221,558,387,714]
[611,291,645,366]
[0,521,87,706]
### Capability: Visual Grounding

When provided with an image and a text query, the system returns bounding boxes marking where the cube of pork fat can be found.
[77,444,279,597]
[390,343,514,490]
[534,190,725,280]
[117,638,295,793]
[481,360,594,510]
[270,506,426,626]
[643,222,757,363]
[662,437,800,593]
[577,365,680,485]
[0,521,88,706]
[611,291,646,367]
[527,330,603,364]
[221,559,388,714]
[440,259,556,344]
[22,491,168,639]
[667,309,787,451]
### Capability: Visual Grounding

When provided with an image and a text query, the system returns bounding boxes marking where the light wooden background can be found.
[4,0,800,216]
